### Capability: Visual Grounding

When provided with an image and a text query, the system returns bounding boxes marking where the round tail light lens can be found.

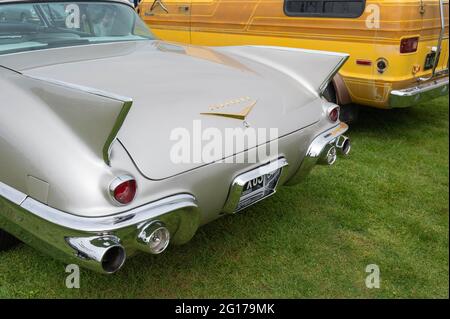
[328,106,340,122]
[110,175,137,205]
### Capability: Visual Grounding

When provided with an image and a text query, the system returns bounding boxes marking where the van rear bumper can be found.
[389,75,449,108]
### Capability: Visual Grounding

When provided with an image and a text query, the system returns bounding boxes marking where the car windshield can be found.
[0,1,155,55]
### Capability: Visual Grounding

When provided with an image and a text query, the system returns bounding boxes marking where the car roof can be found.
[0,0,133,6]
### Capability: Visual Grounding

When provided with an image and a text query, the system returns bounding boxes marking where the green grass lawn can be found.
[0,96,448,298]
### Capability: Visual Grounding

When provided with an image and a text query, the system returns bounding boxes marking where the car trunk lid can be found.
[9,41,324,179]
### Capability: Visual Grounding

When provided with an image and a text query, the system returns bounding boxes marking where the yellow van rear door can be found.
[408,0,449,78]
[140,0,191,43]
[423,0,449,74]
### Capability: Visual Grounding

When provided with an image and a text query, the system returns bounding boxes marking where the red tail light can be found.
[328,105,340,122]
[400,37,419,53]
[110,176,137,205]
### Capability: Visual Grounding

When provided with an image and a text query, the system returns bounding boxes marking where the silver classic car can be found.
[0,0,351,273]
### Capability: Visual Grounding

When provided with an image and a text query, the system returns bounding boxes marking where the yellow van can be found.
[137,0,449,119]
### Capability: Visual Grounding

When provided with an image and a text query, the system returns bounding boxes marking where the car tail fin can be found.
[0,66,132,165]
[217,45,349,96]
[27,75,132,166]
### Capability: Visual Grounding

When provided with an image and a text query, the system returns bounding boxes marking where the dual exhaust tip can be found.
[66,221,171,274]
[66,235,127,274]
[319,135,351,166]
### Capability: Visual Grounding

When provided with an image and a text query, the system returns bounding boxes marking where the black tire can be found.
[0,229,19,251]
[339,104,360,123]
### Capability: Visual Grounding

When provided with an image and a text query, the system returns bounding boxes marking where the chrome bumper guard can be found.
[223,158,289,214]
[390,75,449,108]
[0,185,200,274]
[286,122,350,186]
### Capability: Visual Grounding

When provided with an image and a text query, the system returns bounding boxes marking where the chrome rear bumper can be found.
[0,186,199,274]
[390,76,449,108]
[0,123,351,273]
[286,122,350,185]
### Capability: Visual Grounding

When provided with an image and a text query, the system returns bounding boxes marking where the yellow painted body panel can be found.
[139,0,449,108]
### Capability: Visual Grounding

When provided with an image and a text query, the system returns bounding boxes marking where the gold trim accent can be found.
[200,100,257,120]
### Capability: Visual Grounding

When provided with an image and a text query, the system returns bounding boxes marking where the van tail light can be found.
[400,37,419,53]
[110,175,137,205]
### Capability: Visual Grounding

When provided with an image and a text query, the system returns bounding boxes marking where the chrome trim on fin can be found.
[0,181,27,205]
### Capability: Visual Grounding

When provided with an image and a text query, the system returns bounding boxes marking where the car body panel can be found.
[1,40,347,180]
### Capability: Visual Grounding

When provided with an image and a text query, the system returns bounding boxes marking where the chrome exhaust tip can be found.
[136,221,170,254]
[66,235,126,274]
[318,144,337,166]
[335,135,351,156]
[101,245,126,274]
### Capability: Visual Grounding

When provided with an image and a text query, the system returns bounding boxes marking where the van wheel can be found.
[0,229,19,251]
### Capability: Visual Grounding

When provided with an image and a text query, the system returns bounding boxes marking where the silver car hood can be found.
[1,40,344,179]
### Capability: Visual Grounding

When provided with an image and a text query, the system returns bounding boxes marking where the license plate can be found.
[235,167,283,212]
[424,52,436,70]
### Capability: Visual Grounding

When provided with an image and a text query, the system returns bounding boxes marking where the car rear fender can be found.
[0,65,132,166]
[216,45,349,97]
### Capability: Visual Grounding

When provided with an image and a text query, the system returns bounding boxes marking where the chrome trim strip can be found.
[390,77,449,108]
[223,158,289,214]
[19,193,197,232]
[24,75,133,103]
[0,181,27,205]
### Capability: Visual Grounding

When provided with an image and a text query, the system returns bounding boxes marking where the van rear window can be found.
[284,0,366,18]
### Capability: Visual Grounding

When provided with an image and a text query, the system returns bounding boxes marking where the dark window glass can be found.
[284,0,366,18]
